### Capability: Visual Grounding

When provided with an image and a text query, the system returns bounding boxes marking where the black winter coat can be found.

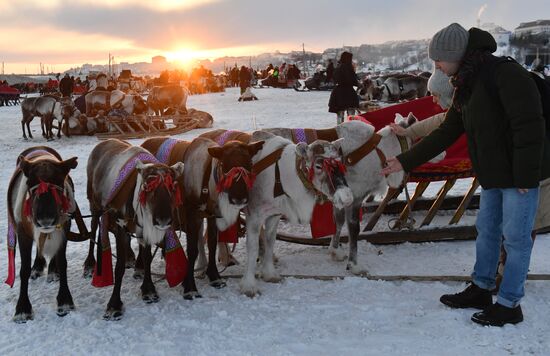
[328,63,359,113]
[398,28,550,189]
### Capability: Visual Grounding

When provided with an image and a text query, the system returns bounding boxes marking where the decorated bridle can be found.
[23,179,70,217]
[138,172,182,207]
[216,165,256,193]
[306,156,347,192]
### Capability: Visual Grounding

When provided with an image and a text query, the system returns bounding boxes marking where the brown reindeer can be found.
[143,135,263,299]
[6,146,78,322]
[86,139,186,320]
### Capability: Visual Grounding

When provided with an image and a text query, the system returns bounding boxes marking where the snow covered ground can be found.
[1,87,549,355]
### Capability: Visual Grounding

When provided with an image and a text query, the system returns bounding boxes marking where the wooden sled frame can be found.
[277,177,482,245]
[95,114,201,140]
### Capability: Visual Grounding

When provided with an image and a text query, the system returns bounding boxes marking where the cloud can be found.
[1,0,549,71]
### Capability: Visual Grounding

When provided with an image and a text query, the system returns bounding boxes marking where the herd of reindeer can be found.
[5,112,446,322]
[19,84,191,141]
[6,70,434,323]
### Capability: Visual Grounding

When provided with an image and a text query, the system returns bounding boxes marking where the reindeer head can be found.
[208,140,265,207]
[296,139,353,209]
[19,156,77,232]
[133,95,148,114]
[135,161,184,230]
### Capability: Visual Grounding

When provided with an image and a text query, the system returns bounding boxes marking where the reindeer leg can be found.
[182,211,200,299]
[125,234,136,269]
[41,117,47,138]
[30,248,47,279]
[55,237,75,316]
[21,119,28,140]
[195,222,208,278]
[46,255,60,283]
[240,215,263,297]
[104,226,126,321]
[83,215,98,278]
[346,203,366,275]
[140,244,159,303]
[329,207,347,261]
[133,243,144,279]
[206,217,226,289]
[14,233,33,323]
[260,215,282,283]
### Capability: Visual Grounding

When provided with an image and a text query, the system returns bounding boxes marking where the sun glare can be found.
[166,49,199,69]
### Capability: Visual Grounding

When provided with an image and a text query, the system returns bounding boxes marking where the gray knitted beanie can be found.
[428,23,469,62]
[428,69,454,109]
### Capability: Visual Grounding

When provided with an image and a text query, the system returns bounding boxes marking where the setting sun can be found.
[166,48,199,69]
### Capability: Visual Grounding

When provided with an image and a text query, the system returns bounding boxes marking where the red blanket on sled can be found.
[355,96,474,182]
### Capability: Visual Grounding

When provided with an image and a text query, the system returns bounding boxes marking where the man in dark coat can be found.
[328,52,359,123]
[59,73,74,97]
[382,23,550,327]
[239,66,252,95]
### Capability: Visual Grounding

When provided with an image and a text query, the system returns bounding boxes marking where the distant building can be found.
[513,19,550,37]
[481,23,511,47]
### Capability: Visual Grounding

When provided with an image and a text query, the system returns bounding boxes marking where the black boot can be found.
[471,303,523,326]
[440,283,493,309]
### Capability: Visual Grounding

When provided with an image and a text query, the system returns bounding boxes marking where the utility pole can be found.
[302,43,308,76]
[1,62,4,75]
[108,53,111,76]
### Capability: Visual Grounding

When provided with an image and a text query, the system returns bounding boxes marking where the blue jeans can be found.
[472,187,539,308]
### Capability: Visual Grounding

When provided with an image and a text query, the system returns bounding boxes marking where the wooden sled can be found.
[95,114,200,140]
[277,96,481,245]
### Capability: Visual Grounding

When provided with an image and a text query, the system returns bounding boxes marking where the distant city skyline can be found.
[0,0,548,74]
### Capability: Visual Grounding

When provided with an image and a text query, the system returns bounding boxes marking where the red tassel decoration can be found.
[164,230,188,287]
[92,214,113,287]
[5,249,15,287]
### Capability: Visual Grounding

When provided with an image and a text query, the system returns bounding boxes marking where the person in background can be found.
[239,65,252,95]
[381,23,550,327]
[326,59,335,83]
[59,73,74,97]
[328,51,359,124]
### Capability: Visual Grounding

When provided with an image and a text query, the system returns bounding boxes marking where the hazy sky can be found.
[0,0,547,73]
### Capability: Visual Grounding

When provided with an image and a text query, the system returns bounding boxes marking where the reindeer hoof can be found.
[47,272,60,283]
[209,279,227,289]
[82,267,94,279]
[133,269,144,280]
[13,311,34,323]
[240,280,260,298]
[103,308,124,321]
[182,291,202,300]
[56,303,75,317]
[329,246,347,262]
[142,292,159,304]
[30,269,44,280]
[261,273,282,283]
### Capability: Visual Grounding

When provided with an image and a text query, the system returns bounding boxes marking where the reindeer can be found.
[180,136,264,299]
[240,133,353,297]
[263,118,445,275]
[6,146,78,322]
[378,75,428,102]
[21,96,78,140]
[86,139,186,320]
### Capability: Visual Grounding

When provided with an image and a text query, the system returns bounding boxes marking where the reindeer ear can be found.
[171,162,185,178]
[332,138,345,153]
[208,146,223,160]
[61,157,78,171]
[295,142,308,158]
[19,157,32,177]
[407,112,418,126]
[248,141,264,156]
